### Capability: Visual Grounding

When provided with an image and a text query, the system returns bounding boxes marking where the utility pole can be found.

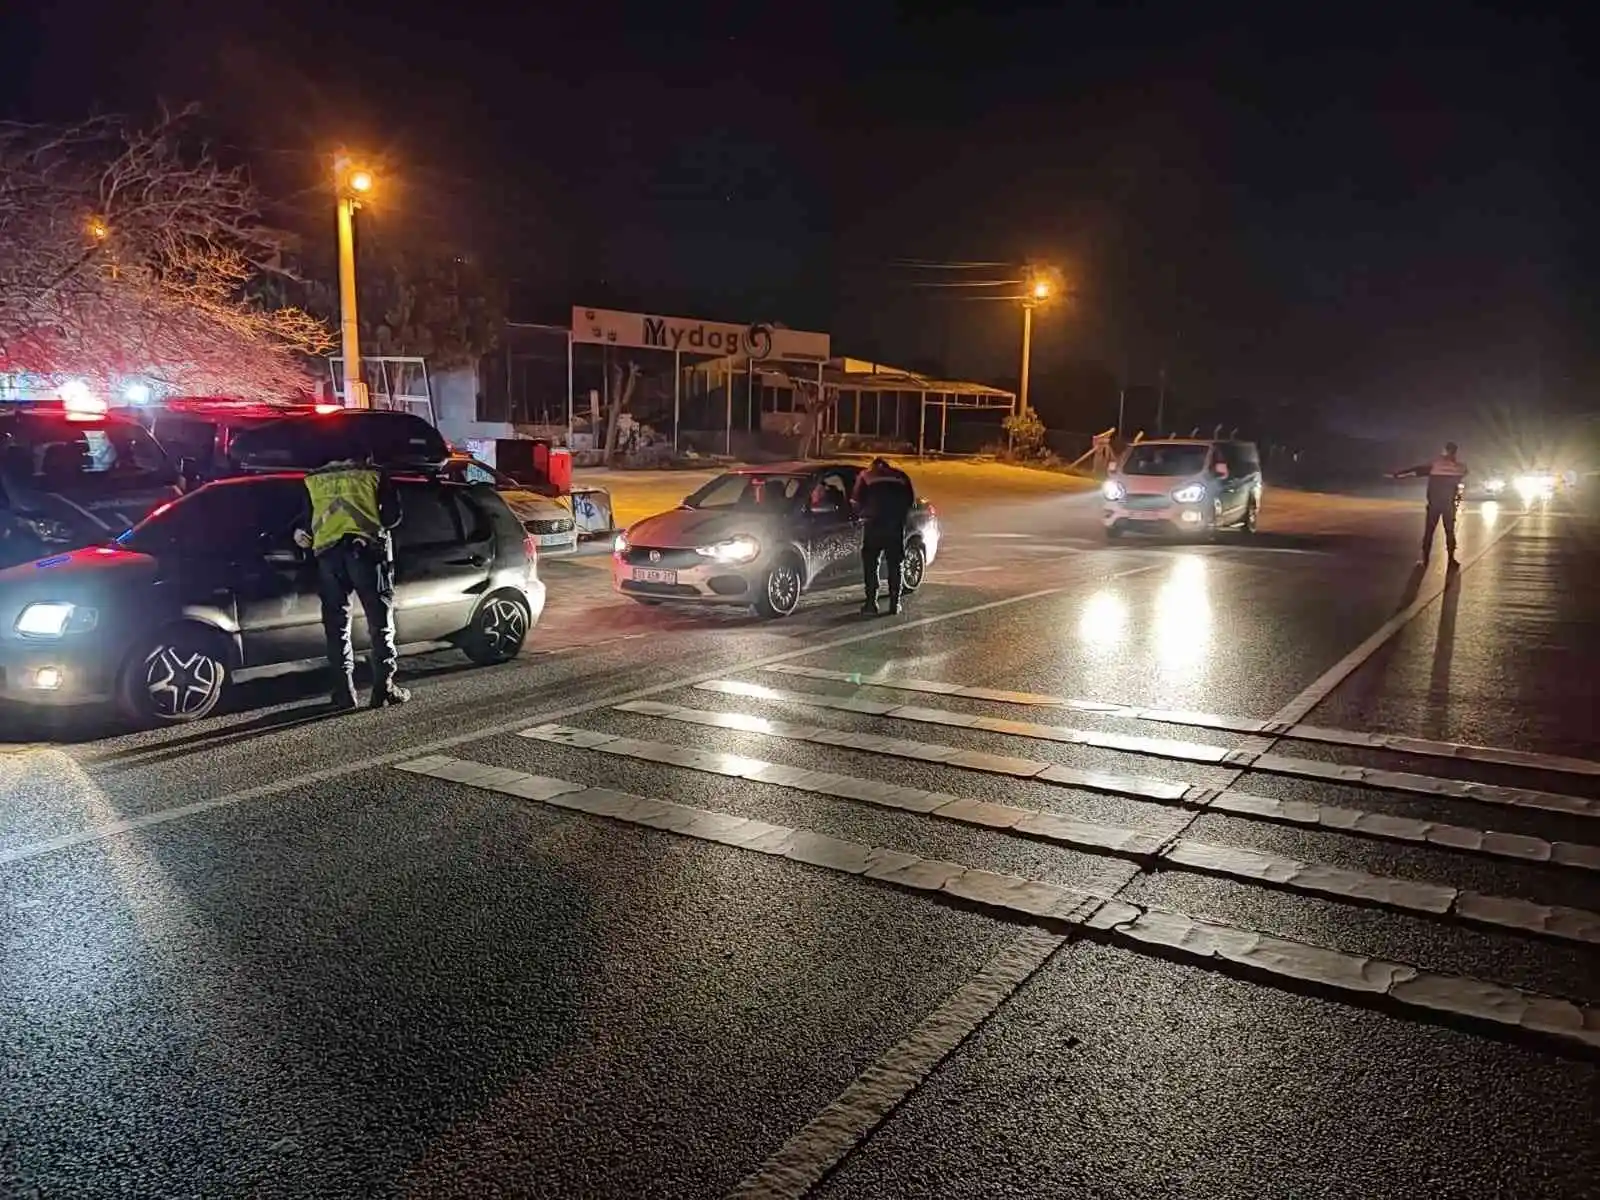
[334,155,374,409]
[1019,302,1035,417]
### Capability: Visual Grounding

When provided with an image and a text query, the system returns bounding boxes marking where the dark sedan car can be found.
[0,472,545,723]
[611,463,941,618]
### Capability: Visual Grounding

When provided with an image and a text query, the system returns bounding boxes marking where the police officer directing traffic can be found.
[851,457,916,615]
[1390,441,1468,570]
[294,456,409,709]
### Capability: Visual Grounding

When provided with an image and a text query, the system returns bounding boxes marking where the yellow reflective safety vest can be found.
[305,462,384,554]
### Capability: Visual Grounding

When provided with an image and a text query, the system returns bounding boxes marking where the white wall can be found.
[431,363,513,447]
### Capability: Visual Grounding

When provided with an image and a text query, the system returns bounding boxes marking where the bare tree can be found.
[602,359,641,465]
[0,109,331,399]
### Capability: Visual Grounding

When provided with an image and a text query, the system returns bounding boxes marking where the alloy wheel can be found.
[480,596,529,655]
[144,645,224,719]
[902,545,926,591]
[766,563,801,616]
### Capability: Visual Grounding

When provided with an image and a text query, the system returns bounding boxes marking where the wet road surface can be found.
[2,481,1597,1198]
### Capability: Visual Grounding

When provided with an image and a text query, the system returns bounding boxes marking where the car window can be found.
[154,417,218,466]
[1120,444,1211,477]
[453,491,493,542]
[462,461,497,486]
[808,470,852,512]
[685,473,806,509]
[6,418,173,485]
[395,483,463,548]
[125,479,301,556]
[1230,442,1261,473]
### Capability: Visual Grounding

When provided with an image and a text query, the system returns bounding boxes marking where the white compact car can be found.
[1103,438,1263,539]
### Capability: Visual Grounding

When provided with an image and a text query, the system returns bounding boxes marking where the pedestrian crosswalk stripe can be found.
[522,721,1600,947]
[698,679,1600,821]
[394,753,1600,1057]
[763,663,1600,778]
[605,699,1600,875]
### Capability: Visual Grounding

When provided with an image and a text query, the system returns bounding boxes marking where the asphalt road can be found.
[3,470,1598,1199]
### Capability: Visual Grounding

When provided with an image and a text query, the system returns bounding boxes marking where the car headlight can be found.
[1102,480,1126,502]
[14,601,98,638]
[696,535,760,564]
[613,532,629,555]
[1514,474,1555,500]
[1484,478,1505,493]
[1171,483,1208,504]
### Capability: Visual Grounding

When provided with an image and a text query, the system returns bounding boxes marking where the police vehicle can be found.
[0,398,183,571]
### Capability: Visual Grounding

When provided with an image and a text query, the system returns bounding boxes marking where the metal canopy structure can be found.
[690,354,1016,455]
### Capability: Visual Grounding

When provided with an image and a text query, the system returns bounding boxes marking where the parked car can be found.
[111,396,330,483]
[0,472,544,723]
[227,408,450,474]
[1,404,183,570]
[1102,438,1262,539]
[440,453,577,553]
[612,463,940,618]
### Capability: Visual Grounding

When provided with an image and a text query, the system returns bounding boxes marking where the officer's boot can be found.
[369,669,411,709]
[331,672,358,711]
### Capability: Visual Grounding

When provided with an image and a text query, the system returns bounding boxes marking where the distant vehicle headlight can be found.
[1483,478,1505,494]
[696,535,760,564]
[1102,480,1126,502]
[1514,474,1555,501]
[612,532,629,555]
[15,601,97,638]
[1171,483,1208,504]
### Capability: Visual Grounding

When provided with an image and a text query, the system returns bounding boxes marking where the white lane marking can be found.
[693,679,1600,821]
[396,754,1600,1058]
[766,664,1600,779]
[524,722,1600,946]
[725,928,1070,1200]
[0,578,1151,868]
[968,532,1033,538]
[610,700,1600,874]
[1269,513,1525,726]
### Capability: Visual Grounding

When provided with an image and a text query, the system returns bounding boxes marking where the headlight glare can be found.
[612,532,629,555]
[1102,480,1125,501]
[15,601,96,638]
[1171,483,1208,504]
[696,535,760,564]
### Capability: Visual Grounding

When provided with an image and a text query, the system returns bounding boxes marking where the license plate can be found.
[632,568,677,584]
[1126,511,1164,520]
[535,532,574,546]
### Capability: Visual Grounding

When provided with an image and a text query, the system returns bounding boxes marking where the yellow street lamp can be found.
[333,155,374,408]
[86,217,109,241]
[1018,266,1057,419]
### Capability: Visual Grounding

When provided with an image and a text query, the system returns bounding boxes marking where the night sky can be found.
[3,1,1591,441]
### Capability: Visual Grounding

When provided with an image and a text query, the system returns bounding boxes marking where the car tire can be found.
[117,623,231,725]
[1104,524,1123,541]
[754,556,803,619]
[1240,497,1260,535]
[630,597,664,607]
[462,590,533,665]
[900,540,927,593]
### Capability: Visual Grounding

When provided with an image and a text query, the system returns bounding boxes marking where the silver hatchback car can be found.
[1102,438,1263,539]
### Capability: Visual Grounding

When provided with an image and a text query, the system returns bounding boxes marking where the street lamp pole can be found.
[1019,302,1034,418]
[1018,273,1051,417]
[334,157,373,409]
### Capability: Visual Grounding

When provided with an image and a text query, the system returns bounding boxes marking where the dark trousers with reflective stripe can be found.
[1422,500,1458,560]
[317,536,398,696]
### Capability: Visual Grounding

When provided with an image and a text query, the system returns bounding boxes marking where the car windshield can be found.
[446,459,514,489]
[683,473,806,510]
[1,417,174,489]
[1121,444,1211,477]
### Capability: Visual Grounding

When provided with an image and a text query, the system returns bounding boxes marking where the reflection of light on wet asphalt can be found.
[1077,590,1128,652]
[1480,500,1500,528]
[1153,555,1212,674]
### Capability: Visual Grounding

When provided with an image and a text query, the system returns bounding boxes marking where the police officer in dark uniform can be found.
[1391,441,1469,569]
[294,456,409,709]
[851,457,916,615]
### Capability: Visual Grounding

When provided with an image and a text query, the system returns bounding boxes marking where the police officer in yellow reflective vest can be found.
[293,458,408,709]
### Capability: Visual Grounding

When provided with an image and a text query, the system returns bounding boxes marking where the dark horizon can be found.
[3,0,1592,440]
